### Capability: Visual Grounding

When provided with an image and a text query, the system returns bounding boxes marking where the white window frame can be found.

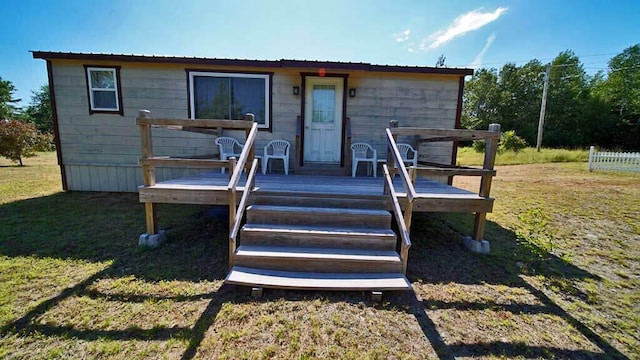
[189,71,270,129]
[86,67,120,112]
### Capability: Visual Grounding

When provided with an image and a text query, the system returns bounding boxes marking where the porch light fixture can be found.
[349,88,356,98]
[293,86,300,95]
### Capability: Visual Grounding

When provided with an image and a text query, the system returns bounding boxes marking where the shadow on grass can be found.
[0,191,228,281]
[0,191,233,358]
[404,212,628,359]
[0,193,629,359]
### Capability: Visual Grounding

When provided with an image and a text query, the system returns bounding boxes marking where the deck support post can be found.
[403,167,417,235]
[251,287,263,298]
[137,110,165,247]
[466,123,500,254]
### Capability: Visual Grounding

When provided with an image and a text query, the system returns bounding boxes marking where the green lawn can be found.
[0,152,638,359]
[456,146,589,166]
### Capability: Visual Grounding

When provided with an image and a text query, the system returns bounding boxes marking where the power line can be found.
[452,51,624,69]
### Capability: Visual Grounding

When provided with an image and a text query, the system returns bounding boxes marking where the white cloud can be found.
[469,33,496,68]
[393,29,410,43]
[425,7,507,50]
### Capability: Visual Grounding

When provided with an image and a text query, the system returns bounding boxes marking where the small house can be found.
[33,51,472,192]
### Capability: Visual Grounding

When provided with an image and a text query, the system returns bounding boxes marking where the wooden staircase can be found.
[224,193,411,292]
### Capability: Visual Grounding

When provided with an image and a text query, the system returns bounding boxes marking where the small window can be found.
[189,71,271,129]
[84,66,122,114]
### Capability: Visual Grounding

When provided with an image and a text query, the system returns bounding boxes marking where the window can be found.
[189,71,270,129]
[311,85,336,123]
[85,66,122,114]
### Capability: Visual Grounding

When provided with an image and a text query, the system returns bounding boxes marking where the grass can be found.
[456,146,590,166]
[1,152,639,359]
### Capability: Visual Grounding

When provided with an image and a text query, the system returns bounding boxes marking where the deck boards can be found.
[138,171,491,212]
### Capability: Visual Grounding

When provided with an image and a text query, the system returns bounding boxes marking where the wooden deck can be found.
[139,172,493,213]
[135,114,501,294]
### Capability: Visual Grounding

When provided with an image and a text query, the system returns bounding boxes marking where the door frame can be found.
[299,72,349,167]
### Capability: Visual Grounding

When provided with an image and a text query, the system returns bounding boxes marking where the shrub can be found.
[472,130,528,153]
[0,119,53,166]
[499,130,528,153]
[472,139,486,153]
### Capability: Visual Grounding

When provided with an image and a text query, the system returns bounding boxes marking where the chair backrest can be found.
[351,142,375,159]
[397,143,416,161]
[265,140,290,156]
[215,137,242,154]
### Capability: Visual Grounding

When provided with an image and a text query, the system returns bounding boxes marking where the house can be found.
[32,51,473,192]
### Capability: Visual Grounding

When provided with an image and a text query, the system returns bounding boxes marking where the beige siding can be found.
[346,73,459,166]
[51,60,460,191]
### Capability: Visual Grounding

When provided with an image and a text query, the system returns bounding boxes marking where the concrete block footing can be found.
[464,236,490,254]
[138,230,167,248]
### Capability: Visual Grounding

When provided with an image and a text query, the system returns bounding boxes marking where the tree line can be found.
[462,44,639,150]
[0,78,53,165]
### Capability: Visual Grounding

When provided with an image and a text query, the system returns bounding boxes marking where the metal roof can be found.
[31,51,474,76]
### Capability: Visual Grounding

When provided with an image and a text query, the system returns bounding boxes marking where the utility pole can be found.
[536,65,550,152]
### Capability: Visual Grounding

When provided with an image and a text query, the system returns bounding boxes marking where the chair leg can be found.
[352,160,358,177]
[284,158,289,175]
[262,158,268,175]
[373,161,377,177]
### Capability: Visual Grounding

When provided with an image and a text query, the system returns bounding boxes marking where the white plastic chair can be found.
[215,137,244,173]
[351,142,377,177]
[263,140,290,175]
[397,143,418,167]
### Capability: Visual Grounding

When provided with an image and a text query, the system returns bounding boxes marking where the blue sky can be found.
[1,0,638,107]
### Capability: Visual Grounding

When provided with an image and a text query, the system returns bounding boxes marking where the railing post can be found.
[588,146,595,172]
[473,123,500,242]
[244,114,255,171]
[403,167,417,235]
[139,110,157,234]
[228,156,237,230]
[387,120,399,176]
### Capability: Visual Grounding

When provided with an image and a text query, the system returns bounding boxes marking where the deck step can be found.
[246,205,391,228]
[241,224,397,250]
[225,266,411,291]
[252,193,387,210]
[234,245,403,273]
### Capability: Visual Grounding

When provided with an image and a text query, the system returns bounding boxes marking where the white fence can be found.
[588,146,640,172]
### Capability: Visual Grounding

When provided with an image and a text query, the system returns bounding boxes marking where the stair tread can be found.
[242,223,396,236]
[225,266,411,290]
[247,205,390,216]
[236,245,401,261]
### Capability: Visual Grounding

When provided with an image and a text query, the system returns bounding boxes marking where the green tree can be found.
[462,68,500,129]
[496,60,545,144]
[597,44,640,149]
[544,50,590,147]
[0,120,53,166]
[0,77,20,119]
[22,85,53,133]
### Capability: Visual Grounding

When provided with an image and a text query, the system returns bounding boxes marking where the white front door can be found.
[304,77,344,163]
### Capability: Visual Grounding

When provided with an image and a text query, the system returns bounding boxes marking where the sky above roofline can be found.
[2,0,639,107]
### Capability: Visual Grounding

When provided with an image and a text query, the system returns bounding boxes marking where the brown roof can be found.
[31,51,473,76]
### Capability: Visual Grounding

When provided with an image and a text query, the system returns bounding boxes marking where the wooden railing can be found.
[385,128,418,234]
[228,158,259,269]
[382,164,411,274]
[389,124,501,242]
[137,110,257,236]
